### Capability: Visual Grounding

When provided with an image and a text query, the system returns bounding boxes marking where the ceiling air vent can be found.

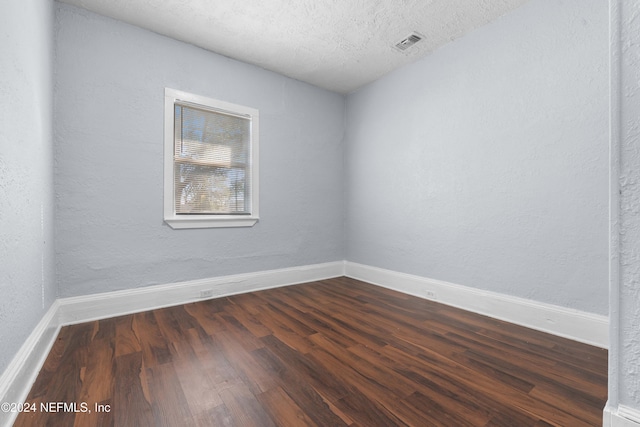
[394,32,423,52]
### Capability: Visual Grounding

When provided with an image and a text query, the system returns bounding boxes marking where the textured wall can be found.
[612,0,640,411]
[54,3,345,298]
[0,0,55,374]
[345,0,609,314]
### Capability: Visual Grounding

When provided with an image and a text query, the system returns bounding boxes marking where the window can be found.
[164,88,259,229]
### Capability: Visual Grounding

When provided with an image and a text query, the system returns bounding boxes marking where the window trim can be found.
[163,88,259,229]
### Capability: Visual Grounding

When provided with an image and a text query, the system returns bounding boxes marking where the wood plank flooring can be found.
[14,277,608,426]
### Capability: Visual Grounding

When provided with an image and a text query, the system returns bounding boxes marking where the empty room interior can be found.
[1,0,639,426]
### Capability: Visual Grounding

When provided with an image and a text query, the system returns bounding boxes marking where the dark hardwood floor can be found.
[14,277,608,426]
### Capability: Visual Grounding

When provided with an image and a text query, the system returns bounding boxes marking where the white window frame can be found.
[164,88,259,229]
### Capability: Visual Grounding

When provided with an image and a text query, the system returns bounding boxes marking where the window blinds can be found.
[174,103,251,215]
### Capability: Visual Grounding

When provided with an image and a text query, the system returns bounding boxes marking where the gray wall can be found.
[610,0,640,413]
[345,0,609,314]
[0,0,56,374]
[54,3,345,298]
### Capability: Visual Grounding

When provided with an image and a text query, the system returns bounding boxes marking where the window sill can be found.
[164,216,258,229]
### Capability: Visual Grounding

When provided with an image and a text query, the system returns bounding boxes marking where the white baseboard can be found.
[0,301,61,427]
[605,403,640,427]
[0,261,344,427]
[57,261,345,325]
[345,262,609,349]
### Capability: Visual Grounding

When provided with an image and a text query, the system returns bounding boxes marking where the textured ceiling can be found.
[58,0,530,93]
